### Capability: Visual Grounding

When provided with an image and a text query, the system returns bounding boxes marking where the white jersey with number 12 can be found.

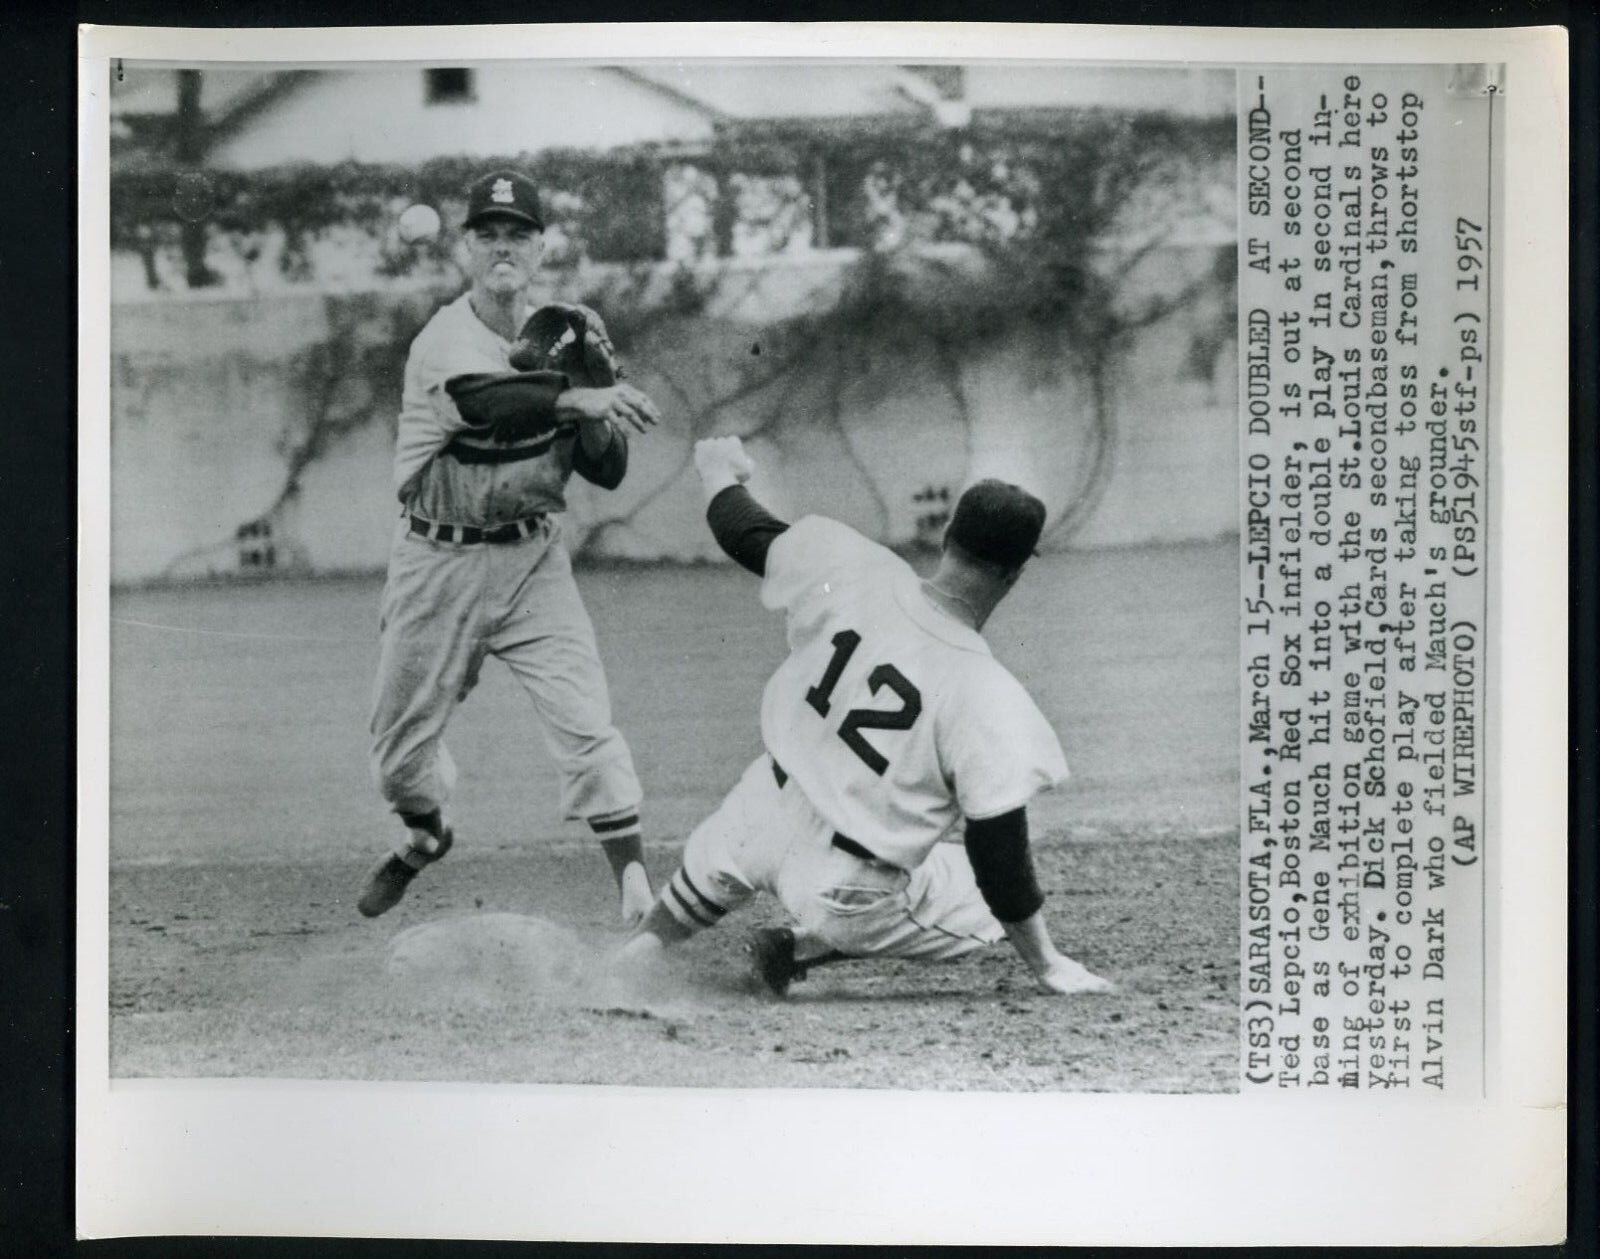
[758,515,1068,870]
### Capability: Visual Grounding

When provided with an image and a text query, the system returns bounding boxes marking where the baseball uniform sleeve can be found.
[571,422,629,490]
[942,665,1068,820]
[392,331,477,501]
[759,515,896,614]
[962,808,1046,923]
[706,485,789,576]
[443,370,570,437]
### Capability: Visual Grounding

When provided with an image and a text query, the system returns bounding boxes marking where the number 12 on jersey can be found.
[803,629,922,775]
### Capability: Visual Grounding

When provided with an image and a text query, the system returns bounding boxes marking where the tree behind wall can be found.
[175,70,220,288]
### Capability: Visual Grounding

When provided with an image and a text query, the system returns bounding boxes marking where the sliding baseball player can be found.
[618,436,1112,997]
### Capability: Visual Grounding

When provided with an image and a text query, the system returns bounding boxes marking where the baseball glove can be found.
[509,303,623,386]
[445,304,624,445]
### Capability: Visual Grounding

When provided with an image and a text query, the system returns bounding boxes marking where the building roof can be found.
[964,64,1233,117]
[622,64,924,123]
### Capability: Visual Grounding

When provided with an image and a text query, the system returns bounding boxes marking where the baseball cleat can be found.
[357,827,454,919]
[747,926,809,997]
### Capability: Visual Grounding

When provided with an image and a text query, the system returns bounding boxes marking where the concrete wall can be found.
[108,249,1237,584]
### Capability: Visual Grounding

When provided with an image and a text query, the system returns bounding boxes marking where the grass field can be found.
[108,540,1239,1091]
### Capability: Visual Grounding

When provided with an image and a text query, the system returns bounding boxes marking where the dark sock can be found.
[599,833,645,885]
[399,808,443,839]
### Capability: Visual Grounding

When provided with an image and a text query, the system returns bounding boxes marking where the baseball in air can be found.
[397,203,441,244]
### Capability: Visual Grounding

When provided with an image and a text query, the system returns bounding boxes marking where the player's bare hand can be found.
[694,436,756,492]
[1033,956,1115,996]
[560,383,660,434]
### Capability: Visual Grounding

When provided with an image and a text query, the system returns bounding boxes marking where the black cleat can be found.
[747,926,808,997]
[357,828,454,918]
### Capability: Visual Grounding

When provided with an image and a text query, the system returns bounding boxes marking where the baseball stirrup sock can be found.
[397,809,447,865]
[399,808,444,838]
[663,868,729,932]
[590,813,643,884]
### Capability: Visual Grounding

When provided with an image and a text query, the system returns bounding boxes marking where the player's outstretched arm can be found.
[695,437,789,576]
[963,808,1114,996]
[1002,912,1115,996]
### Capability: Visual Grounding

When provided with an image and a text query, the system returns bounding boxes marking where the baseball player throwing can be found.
[358,170,661,924]
[617,436,1112,997]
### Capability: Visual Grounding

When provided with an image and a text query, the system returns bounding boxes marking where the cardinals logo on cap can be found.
[464,171,545,230]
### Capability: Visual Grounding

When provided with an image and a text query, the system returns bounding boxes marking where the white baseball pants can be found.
[369,517,642,823]
[663,754,1004,961]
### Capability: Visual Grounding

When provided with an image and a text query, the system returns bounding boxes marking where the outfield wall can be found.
[108,247,1237,584]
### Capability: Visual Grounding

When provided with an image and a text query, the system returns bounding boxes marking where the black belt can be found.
[769,757,897,869]
[831,833,890,865]
[408,514,545,546]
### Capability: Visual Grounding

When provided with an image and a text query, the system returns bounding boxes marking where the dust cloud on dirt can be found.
[383,911,710,1016]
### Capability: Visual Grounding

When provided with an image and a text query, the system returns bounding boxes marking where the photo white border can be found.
[77,21,1568,1244]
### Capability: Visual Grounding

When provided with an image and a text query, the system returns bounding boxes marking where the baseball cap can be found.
[945,479,1047,570]
[463,170,545,230]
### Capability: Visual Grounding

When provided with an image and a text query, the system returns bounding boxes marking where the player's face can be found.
[467,218,544,296]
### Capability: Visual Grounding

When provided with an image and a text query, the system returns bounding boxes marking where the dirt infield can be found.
[108,541,1238,1092]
